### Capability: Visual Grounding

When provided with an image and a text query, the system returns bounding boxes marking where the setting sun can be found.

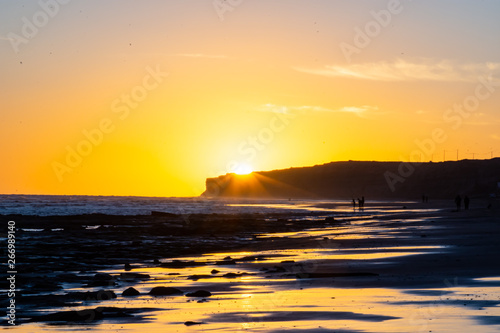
[234,163,253,175]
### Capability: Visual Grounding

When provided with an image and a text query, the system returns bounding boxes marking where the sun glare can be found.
[234,163,253,175]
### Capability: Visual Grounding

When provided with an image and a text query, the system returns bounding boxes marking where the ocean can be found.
[0,194,422,217]
[0,194,327,216]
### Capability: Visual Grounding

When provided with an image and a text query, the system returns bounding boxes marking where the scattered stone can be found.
[187,274,212,281]
[211,269,220,274]
[124,263,132,271]
[149,287,183,296]
[215,259,237,266]
[86,273,116,287]
[66,290,117,301]
[268,266,286,273]
[222,272,248,278]
[184,321,204,326]
[185,290,212,297]
[120,272,150,281]
[281,260,295,264]
[151,211,179,217]
[237,255,256,261]
[238,254,268,261]
[122,287,140,297]
[160,260,206,268]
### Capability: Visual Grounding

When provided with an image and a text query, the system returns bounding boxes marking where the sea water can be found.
[0,194,426,217]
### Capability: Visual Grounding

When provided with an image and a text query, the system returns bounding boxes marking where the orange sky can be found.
[1,0,500,196]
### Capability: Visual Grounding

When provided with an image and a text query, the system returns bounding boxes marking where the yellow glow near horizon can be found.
[1,2,499,197]
[234,163,254,175]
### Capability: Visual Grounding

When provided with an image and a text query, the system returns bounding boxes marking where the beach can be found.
[3,1,500,332]
[2,198,500,332]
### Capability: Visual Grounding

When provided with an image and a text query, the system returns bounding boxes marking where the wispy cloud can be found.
[294,105,335,113]
[256,104,379,117]
[294,59,500,82]
[173,53,228,59]
[336,105,379,114]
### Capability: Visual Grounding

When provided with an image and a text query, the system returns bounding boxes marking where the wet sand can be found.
[2,199,500,332]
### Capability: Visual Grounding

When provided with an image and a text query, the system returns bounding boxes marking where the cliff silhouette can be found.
[203,159,500,200]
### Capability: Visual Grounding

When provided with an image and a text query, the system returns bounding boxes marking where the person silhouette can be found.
[352,199,356,210]
[464,196,470,210]
[455,195,462,211]
[357,196,365,211]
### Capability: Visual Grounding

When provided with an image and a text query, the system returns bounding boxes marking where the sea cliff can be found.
[203,159,500,199]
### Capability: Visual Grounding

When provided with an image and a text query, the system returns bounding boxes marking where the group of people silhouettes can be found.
[348,194,472,211]
[352,196,365,210]
[455,194,470,211]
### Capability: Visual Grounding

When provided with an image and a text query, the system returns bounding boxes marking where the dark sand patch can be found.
[207,310,399,323]
[27,307,160,324]
[473,315,500,326]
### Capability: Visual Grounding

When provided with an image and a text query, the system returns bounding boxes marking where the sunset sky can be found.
[1,0,500,197]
